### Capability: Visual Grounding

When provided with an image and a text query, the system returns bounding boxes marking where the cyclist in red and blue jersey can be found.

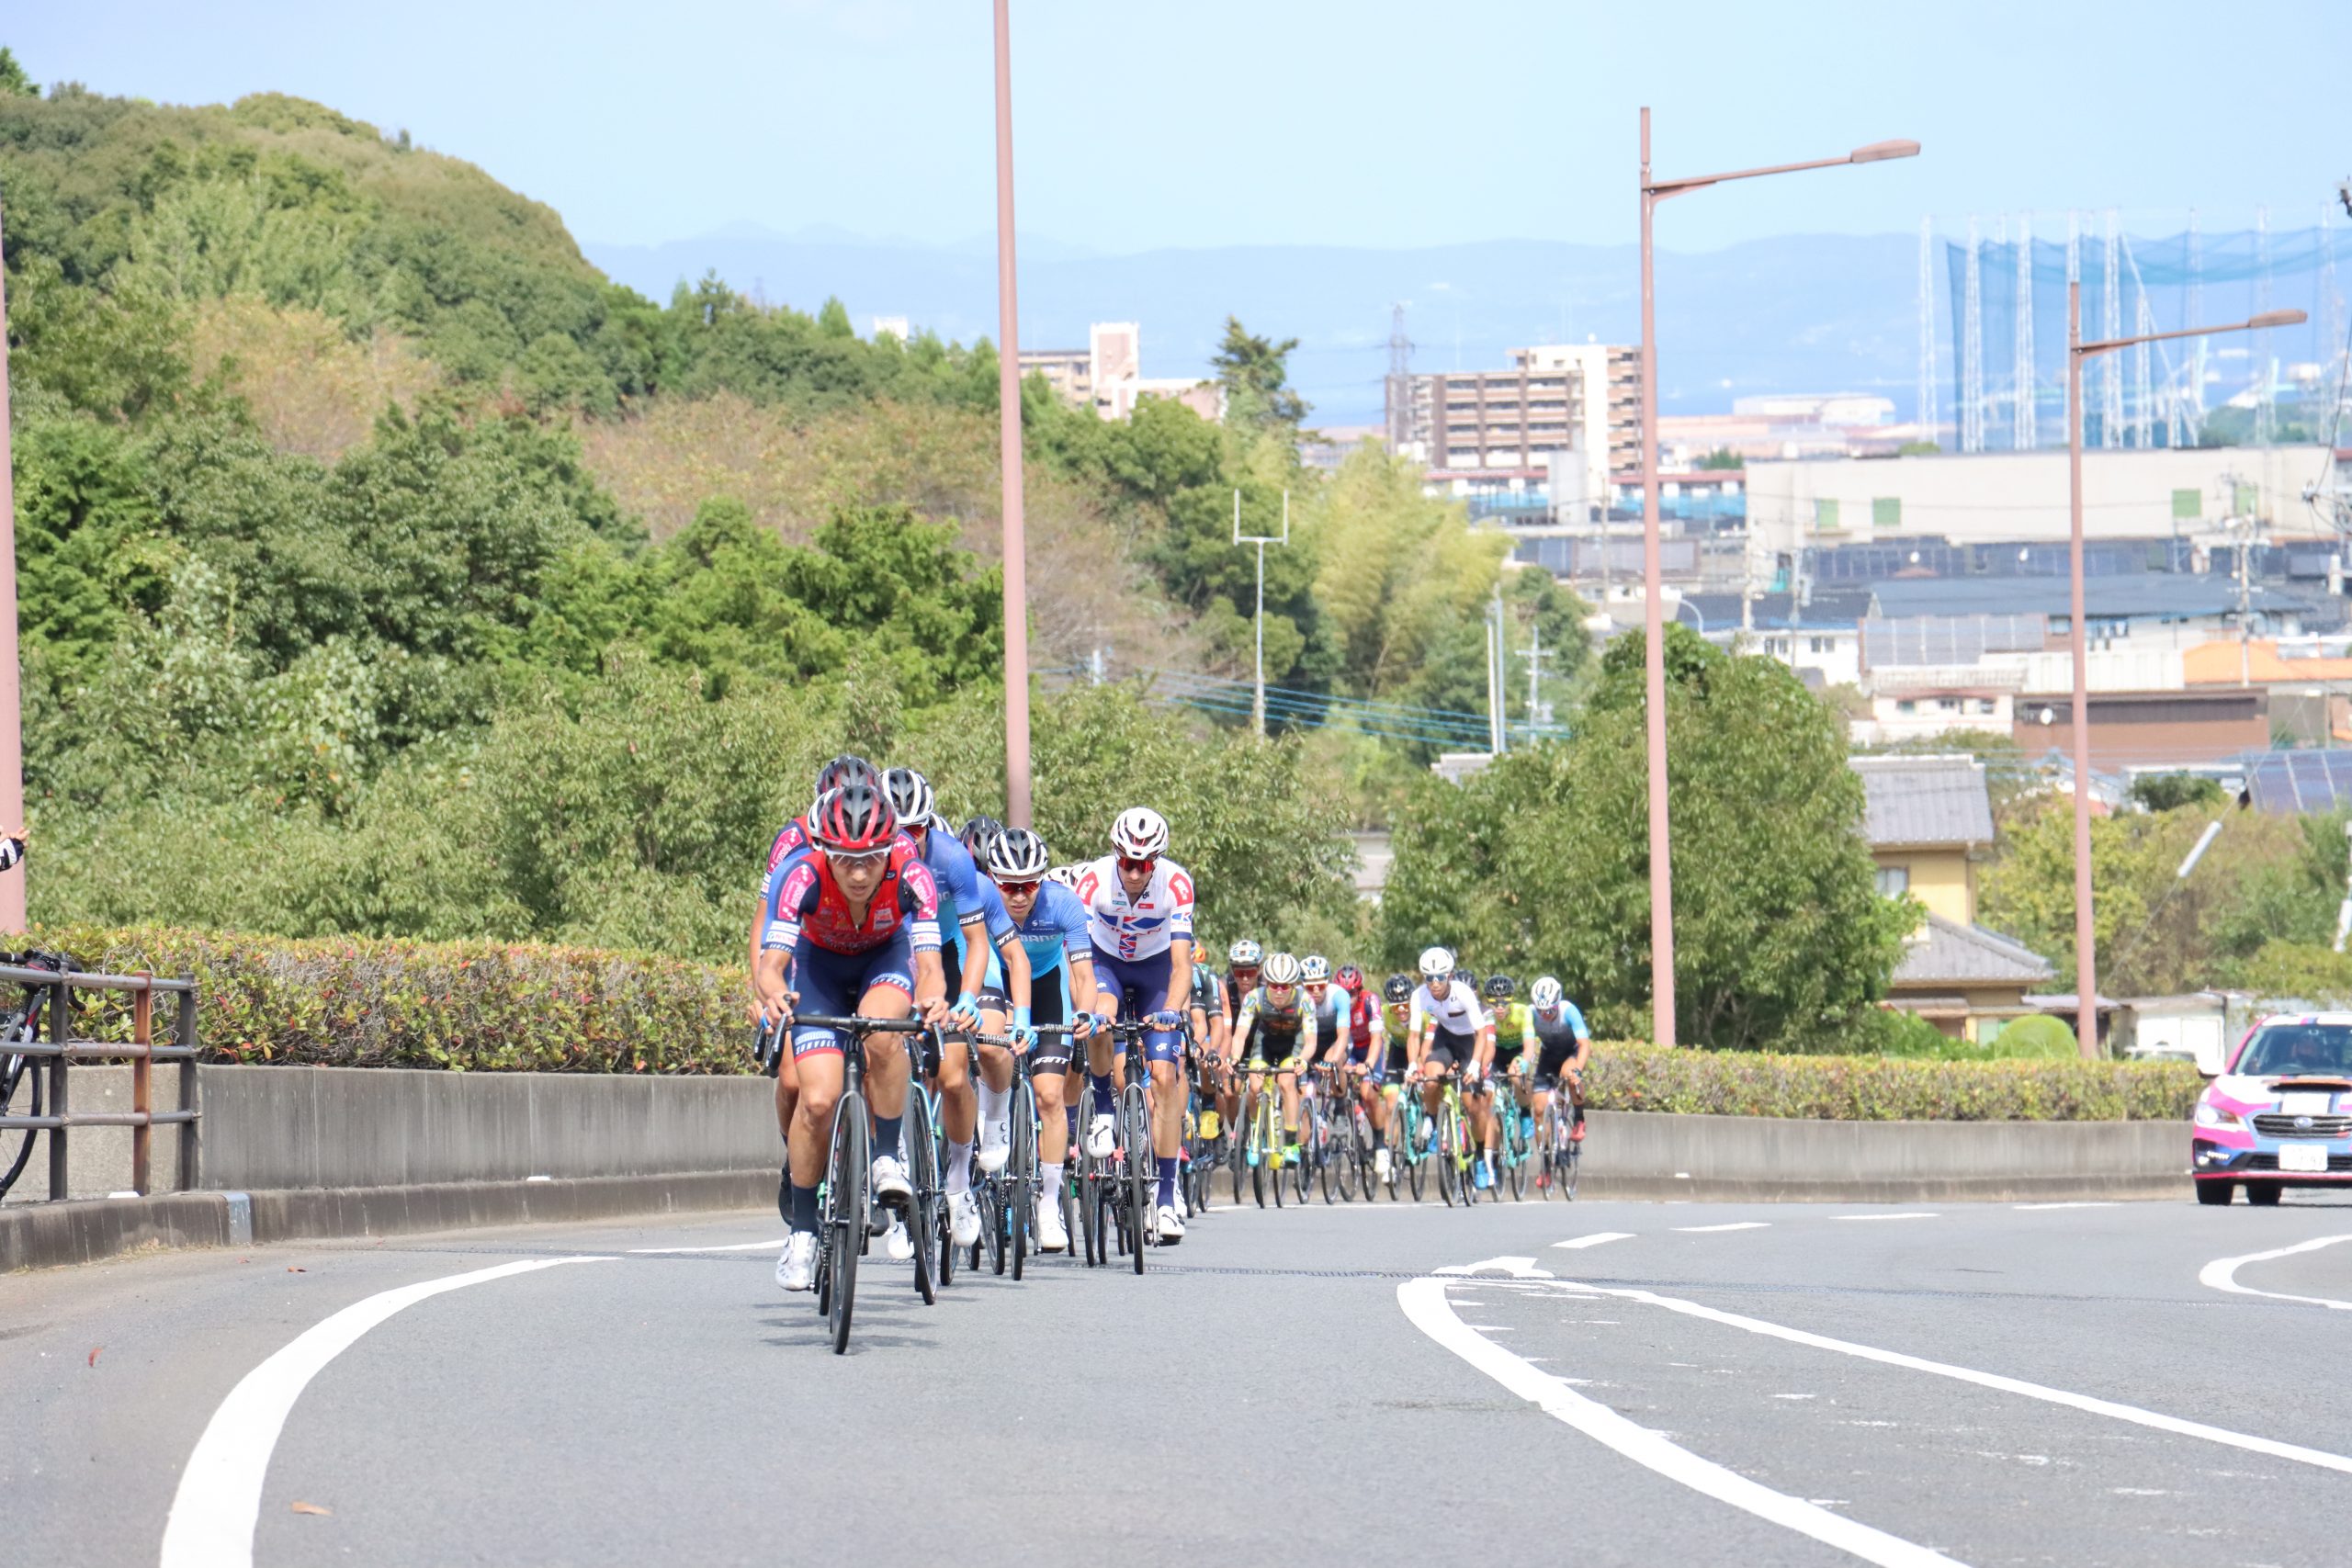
[1330,964,1394,1178]
[1072,806,1196,1245]
[976,825,1102,1253]
[881,771,1034,1249]
[753,783,950,1293]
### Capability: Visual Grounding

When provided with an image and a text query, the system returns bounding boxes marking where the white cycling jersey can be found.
[1074,854,1196,962]
[1409,983,1488,1038]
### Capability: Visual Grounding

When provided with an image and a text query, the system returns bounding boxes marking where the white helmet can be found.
[1262,952,1302,987]
[1046,863,1086,890]
[1530,976,1564,1010]
[1110,807,1170,859]
[1299,954,1331,983]
[987,827,1051,880]
[1418,945,1455,978]
[1228,938,1263,966]
[880,768,935,828]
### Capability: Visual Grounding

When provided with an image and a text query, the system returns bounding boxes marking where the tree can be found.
[0,46,36,98]
[1695,448,1743,470]
[2131,772,2225,814]
[1210,315,1306,432]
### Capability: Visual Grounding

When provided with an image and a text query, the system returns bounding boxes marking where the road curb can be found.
[1569,1172,2185,1203]
[0,1170,775,1272]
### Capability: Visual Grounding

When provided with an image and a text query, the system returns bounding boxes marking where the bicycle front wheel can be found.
[826,1091,868,1354]
[0,1053,42,1201]
[1122,1084,1150,1273]
[907,1088,939,1304]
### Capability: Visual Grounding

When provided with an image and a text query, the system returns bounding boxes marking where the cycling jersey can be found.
[1235,986,1318,1066]
[1075,854,1195,961]
[998,878,1092,978]
[1409,983,1488,1039]
[1490,1001,1530,1055]
[1305,986,1345,1055]
[1528,1000,1592,1079]
[1344,989,1377,1050]
[913,827,991,948]
[763,840,941,956]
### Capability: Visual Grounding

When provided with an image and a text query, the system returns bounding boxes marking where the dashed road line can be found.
[1553,1231,1636,1249]
[1836,1213,1939,1223]
[1676,1222,1771,1233]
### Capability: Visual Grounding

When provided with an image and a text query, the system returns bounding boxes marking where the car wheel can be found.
[2195,1179,2234,1206]
[2245,1180,2284,1207]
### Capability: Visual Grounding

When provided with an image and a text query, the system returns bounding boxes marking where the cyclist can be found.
[976,827,1099,1253]
[1332,964,1391,1179]
[1378,973,1416,1170]
[1525,975,1593,1157]
[1228,951,1318,1168]
[1185,957,1228,1201]
[753,784,950,1292]
[881,773,1034,1252]
[1405,947,1492,1161]
[1073,807,1197,1244]
[1297,955,1346,1156]
[1475,972,1524,1191]
[1216,940,1261,1145]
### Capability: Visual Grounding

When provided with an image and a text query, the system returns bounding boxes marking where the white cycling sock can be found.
[978,1081,1011,1136]
[945,1139,972,1195]
[1040,1160,1064,1194]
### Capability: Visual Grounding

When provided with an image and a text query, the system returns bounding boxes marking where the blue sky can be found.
[12,1,2350,255]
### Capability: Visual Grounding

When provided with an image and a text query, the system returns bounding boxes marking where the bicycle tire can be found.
[1122,1083,1150,1274]
[1505,1112,1527,1202]
[827,1092,867,1355]
[0,1051,42,1201]
[1436,1104,1459,1208]
[908,1089,938,1304]
[1407,1106,1426,1202]
[1008,1079,1036,1276]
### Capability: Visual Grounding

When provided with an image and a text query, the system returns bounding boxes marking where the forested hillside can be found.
[1,62,1560,958]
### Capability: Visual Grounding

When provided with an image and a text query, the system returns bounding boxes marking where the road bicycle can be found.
[1386,1083,1427,1202]
[1082,1019,1156,1273]
[1236,1059,1292,1209]
[966,1024,1074,1280]
[0,952,69,1202]
[1419,1065,1476,1209]
[1300,1065,1339,1204]
[1536,1072,1583,1201]
[791,1012,924,1355]
[1490,1061,1535,1201]
[1336,1065,1380,1202]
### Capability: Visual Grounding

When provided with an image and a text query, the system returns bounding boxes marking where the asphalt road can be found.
[9,1184,2352,1567]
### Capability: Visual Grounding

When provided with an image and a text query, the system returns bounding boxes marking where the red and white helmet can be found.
[809,784,899,853]
[1110,807,1170,860]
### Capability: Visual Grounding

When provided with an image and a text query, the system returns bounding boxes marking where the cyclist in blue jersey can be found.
[883,771,1034,1252]
[978,827,1101,1253]
[1524,975,1593,1150]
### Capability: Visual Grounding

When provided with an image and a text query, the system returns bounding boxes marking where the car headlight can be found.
[2195,1102,2245,1129]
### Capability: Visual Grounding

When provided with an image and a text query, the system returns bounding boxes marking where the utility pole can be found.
[1491,583,1510,753]
[1234,490,1289,736]
[1521,620,1549,728]
[991,0,1033,828]
[0,195,24,933]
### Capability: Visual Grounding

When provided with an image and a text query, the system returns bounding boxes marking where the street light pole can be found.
[991,0,1033,829]
[2064,285,2304,1059]
[1234,490,1289,736]
[0,196,23,933]
[1638,108,1917,1048]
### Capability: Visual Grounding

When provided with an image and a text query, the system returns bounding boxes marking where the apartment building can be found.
[1019,322,1223,423]
[1390,343,1642,513]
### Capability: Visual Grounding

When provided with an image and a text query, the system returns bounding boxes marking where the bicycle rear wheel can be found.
[1122,1083,1150,1273]
[1436,1104,1460,1208]
[827,1091,868,1354]
[0,1051,41,1201]
[1505,1110,1527,1202]
[907,1089,939,1303]
[1009,1079,1036,1279]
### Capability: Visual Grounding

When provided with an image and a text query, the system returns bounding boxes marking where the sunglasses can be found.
[827,848,890,871]
[1266,984,1296,999]
[997,879,1041,897]
[1116,855,1158,874]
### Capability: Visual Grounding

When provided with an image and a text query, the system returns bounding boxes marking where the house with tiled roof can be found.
[1850,754,2055,1040]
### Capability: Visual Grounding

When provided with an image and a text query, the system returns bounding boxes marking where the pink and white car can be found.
[2192,1013,2352,1205]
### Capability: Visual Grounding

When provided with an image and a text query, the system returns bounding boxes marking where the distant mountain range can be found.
[582,227,1926,427]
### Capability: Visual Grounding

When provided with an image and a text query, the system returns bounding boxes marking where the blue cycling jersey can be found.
[916,826,990,941]
[985,879,1092,987]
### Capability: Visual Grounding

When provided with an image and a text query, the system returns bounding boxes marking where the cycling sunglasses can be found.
[997,878,1042,897]
[826,847,890,871]
[1116,855,1158,874]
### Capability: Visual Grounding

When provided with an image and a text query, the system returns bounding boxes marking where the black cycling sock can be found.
[874,1113,902,1160]
[777,1168,792,1224]
[789,1182,820,1233]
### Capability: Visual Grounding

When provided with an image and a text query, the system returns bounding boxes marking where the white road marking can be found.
[1573,1280,2352,1477]
[1835,1213,1939,1222]
[626,1239,786,1254]
[160,1256,612,1568]
[1553,1231,1635,1249]
[2197,1234,2352,1311]
[1676,1222,1771,1233]
[1398,1278,1967,1567]
[1437,1255,1553,1278]
[2012,1201,2117,1211]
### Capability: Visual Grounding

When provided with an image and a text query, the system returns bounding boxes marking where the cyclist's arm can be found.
[957,921,991,1000]
[1065,953,1102,1029]
[1294,1008,1317,1070]
[1164,936,1194,1018]
[1521,1010,1539,1054]
[995,930,1032,1012]
[1229,1002,1257,1063]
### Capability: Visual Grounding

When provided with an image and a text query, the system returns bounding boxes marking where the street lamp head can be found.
[1849,140,1920,164]
[2247,309,2307,331]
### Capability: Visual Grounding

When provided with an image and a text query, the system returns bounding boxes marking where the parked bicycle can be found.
[0,952,71,1202]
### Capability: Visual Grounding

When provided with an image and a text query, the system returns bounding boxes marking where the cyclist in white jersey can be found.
[1072,807,1196,1243]
[1405,945,1493,1130]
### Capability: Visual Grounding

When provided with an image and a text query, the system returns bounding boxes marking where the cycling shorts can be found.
[1346,1040,1388,1087]
[1420,1027,1477,1074]
[1536,1039,1586,1082]
[788,931,915,1059]
[1245,1022,1306,1072]
[978,972,1078,1071]
[1092,947,1179,1018]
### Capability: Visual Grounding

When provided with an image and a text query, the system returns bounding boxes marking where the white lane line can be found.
[1437,1255,1554,1278]
[1553,1232,1635,1249]
[160,1256,612,1568]
[2198,1234,2352,1311]
[626,1239,785,1254]
[1576,1280,2352,1478]
[1398,1278,1966,1567]
[1676,1222,1771,1233]
[1834,1213,1938,1222]
[2012,1201,2117,1211]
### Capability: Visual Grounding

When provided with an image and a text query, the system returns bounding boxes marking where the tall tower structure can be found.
[1917,217,1939,442]
[2187,209,2207,439]
[1382,302,1415,452]
[1962,216,1984,453]
[2101,210,2124,449]
[2013,214,2036,449]
[2256,207,2275,446]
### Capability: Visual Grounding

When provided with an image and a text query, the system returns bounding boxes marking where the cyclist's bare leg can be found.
[1035,1064,1069,1166]
[854,982,915,1180]
[771,1049,799,1139]
[936,1020,976,1145]
[787,1050,845,1189]
[1277,1067,1302,1146]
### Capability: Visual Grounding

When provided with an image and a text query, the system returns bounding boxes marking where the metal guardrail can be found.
[0,964,198,1200]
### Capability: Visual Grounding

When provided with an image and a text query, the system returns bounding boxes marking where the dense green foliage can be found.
[1586,1041,2198,1121]
[1379,625,1909,1051]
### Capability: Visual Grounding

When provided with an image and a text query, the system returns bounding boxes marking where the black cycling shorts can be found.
[1421,1027,1477,1073]
[1535,1040,1585,1082]
[977,972,1076,1071]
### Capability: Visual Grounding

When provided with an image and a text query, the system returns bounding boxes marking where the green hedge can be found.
[29,924,752,1075]
[1585,1042,2198,1122]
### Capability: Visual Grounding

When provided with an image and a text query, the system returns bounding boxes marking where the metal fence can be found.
[0,964,198,1200]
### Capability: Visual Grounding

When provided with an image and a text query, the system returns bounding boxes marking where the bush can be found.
[32,922,752,1075]
[1584,1041,2197,1122]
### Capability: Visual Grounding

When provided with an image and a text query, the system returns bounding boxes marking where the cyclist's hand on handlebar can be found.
[916,991,953,1028]
[947,991,983,1031]
[1010,1021,1038,1051]
[1144,1009,1183,1032]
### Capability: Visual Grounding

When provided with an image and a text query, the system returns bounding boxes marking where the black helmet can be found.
[812,753,875,810]
[959,815,1006,861]
[1452,967,1479,991]
[1382,973,1412,1004]
[1482,973,1517,1002]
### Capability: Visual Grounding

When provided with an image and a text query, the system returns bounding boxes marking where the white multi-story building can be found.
[1389,342,1642,515]
[1019,322,1223,423]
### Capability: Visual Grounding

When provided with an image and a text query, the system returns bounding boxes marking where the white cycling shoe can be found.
[1156,1202,1185,1244]
[1036,1199,1069,1252]
[775,1233,817,1292]
[1374,1146,1393,1179]
[977,1125,1011,1175]
[883,1214,914,1261]
[1085,1113,1117,1159]
[872,1154,912,1208]
[949,1190,981,1247]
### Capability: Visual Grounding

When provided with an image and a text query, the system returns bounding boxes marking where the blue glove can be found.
[948,990,982,1030]
[1011,1005,1037,1051]
[1145,1009,1183,1032]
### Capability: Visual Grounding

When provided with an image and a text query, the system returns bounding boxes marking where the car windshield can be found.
[2234,1023,2352,1077]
